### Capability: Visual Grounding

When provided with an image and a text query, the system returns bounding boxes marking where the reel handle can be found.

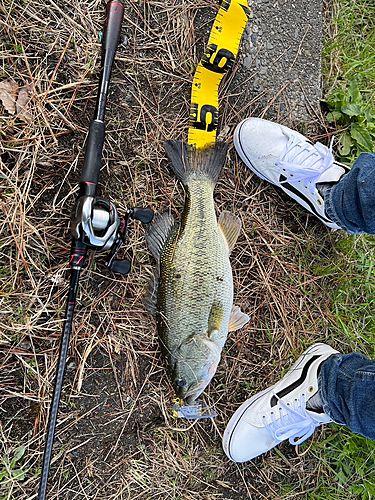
[131,207,154,224]
[104,207,154,275]
[109,259,131,275]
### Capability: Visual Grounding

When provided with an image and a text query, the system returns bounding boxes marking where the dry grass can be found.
[0,1,347,499]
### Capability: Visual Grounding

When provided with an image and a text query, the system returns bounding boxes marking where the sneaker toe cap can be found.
[235,118,288,161]
[223,419,275,463]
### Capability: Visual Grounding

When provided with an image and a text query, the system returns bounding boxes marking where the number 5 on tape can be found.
[188,0,251,150]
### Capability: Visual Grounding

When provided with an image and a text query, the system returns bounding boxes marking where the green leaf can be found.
[10,447,25,468]
[364,479,375,495]
[326,110,343,122]
[341,103,363,116]
[11,469,25,481]
[339,131,352,155]
[350,123,374,150]
[0,467,8,481]
[365,108,375,126]
[348,79,362,104]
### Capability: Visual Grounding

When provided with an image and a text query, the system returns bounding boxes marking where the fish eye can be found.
[175,377,186,387]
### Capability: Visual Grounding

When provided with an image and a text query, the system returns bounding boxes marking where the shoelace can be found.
[276,136,335,194]
[263,393,321,446]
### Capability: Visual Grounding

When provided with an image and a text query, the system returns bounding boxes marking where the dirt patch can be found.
[0,1,344,499]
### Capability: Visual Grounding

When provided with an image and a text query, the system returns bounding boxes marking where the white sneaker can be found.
[234,118,349,229]
[222,343,339,463]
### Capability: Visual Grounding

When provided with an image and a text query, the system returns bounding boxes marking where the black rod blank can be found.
[38,3,124,498]
[38,268,81,500]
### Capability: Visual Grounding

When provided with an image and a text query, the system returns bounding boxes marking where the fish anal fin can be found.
[229,305,250,332]
[218,211,242,252]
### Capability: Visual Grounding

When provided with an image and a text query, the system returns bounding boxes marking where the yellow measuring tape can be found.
[188,0,251,149]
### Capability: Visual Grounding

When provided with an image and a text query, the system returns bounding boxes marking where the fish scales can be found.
[158,174,233,357]
[145,141,249,404]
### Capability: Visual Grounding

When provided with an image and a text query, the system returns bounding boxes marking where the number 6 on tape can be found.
[188,0,251,150]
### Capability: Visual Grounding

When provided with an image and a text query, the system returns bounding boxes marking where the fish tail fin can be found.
[164,141,228,187]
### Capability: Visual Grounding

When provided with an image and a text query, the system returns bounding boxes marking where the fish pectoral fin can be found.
[145,212,177,262]
[218,211,242,252]
[144,269,159,316]
[228,305,250,332]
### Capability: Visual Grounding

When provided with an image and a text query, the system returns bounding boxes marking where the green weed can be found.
[324,0,375,90]
[314,236,375,355]
[334,250,374,330]
[310,4,375,491]
[308,429,375,500]
[324,0,375,163]
[326,80,375,162]
[302,234,375,499]
[0,447,27,496]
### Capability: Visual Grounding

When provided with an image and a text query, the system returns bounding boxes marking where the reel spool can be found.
[71,195,153,274]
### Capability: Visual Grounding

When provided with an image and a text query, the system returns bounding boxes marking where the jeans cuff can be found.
[325,183,365,235]
[318,373,332,420]
[319,355,346,426]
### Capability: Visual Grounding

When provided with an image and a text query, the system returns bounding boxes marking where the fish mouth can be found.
[182,380,210,405]
[183,392,201,405]
[172,344,221,404]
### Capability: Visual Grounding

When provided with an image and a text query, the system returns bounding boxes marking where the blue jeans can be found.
[325,152,375,235]
[320,353,375,440]
[320,155,375,438]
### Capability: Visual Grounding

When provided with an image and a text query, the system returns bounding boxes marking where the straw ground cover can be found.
[0,0,372,499]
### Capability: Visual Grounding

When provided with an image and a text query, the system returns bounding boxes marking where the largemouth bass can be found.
[145,141,249,404]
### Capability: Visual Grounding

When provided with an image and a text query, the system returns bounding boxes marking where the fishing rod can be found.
[38,3,153,498]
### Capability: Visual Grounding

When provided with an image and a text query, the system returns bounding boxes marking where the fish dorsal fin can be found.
[164,140,228,187]
[144,212,176,316]
[228,305,250,332]
[218,211,242,252]
[145,212,176,263]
